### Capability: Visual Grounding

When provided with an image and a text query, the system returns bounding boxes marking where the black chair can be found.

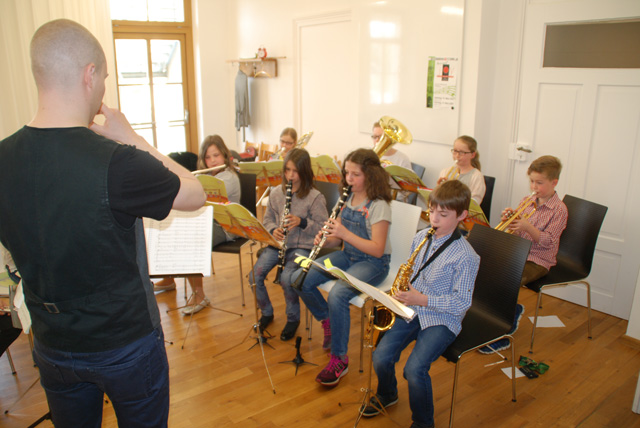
[524,195,607,353]
[407,162,426,205]
[168,151,198,172]
[211,173,257,306]
[480,175,495,222]
[442,225,531,428]
[313,181,341,215]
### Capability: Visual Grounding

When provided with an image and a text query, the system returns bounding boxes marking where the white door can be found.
[511,0,640,318]
[295,12,357,161]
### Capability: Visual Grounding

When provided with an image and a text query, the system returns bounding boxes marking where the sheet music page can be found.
[309,259,414,319]
[144,205,213,276]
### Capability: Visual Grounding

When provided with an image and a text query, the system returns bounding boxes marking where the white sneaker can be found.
[181,297,210,315]
[153,279,176,292]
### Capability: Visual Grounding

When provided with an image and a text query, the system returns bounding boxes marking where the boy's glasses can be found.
[451,149,472,155]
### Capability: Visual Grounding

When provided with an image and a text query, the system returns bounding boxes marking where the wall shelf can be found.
[228,57,284,78]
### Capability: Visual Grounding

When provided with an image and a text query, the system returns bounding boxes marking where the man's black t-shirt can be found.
[108,145,180,228]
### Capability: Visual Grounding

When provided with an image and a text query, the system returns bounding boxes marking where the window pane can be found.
[110,0,148,21]
[110,0,184,22]
[154,84,184,123]
[119,85,152,125]
[544,20,640,68]
[151,40,182,83]
[156,125,186,154]
[149,0,185,22]
[115,40,149,84]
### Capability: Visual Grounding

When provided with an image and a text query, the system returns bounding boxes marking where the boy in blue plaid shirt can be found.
[362,180,480,428]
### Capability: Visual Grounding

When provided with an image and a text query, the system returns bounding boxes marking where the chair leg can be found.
[529,291,544,354]
[359,304,367,373]
[509,336,516,402]
[6,348,16,375]
[306,307,313,341]
[584,280,593,339]
[448,360,462,428]
[237,253,245,306]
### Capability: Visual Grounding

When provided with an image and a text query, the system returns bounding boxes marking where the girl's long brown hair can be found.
[342,148,392,202]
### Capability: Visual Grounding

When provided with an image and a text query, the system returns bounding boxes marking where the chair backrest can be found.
[466,225,532,330]
[480,175,495,221]
[238,173,257,217]
[168,151,198,172]
[388,200,423,279]
[313,181,341,215]
[258,142,278,161]
[407,162,426,205]
[557,195,608,277]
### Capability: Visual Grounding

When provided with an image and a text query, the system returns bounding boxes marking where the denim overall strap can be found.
[341,198,390,266]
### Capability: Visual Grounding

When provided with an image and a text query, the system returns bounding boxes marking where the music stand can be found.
[209,202,283,393]
[305,260,413,427]
[279,336,317,375]
[311,155,343,184]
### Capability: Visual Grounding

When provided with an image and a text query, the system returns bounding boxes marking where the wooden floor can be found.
[1,247,640,428]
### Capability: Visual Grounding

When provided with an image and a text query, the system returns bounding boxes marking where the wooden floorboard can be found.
[1,247,640,427]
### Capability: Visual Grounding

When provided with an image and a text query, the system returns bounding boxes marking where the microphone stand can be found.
[278,336,317,375]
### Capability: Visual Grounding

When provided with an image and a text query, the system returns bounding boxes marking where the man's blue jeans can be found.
[373,319,455,427]
[33,327,170,428]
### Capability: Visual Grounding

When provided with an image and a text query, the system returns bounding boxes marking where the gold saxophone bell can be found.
[495,192,537,234]
[373,228,436,331]
[373,116,412,163]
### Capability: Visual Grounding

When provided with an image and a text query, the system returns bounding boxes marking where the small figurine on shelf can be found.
[257,45,268,59]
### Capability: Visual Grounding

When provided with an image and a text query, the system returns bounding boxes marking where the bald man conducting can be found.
[0,19,205,427]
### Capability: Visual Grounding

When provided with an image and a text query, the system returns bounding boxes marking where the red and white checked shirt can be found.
[513,192,568,270]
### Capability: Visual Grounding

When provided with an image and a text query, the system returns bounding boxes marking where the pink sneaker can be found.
[321,319,331,351]
[316,354,348,386]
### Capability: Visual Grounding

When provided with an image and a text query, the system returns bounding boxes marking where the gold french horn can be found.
[373,116,412,165]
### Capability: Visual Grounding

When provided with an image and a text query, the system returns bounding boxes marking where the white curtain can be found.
[0,0,116,138]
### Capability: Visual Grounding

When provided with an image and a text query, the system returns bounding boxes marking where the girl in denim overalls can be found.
[294,148,392,386]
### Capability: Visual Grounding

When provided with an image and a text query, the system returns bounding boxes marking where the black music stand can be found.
[209,202,284,393]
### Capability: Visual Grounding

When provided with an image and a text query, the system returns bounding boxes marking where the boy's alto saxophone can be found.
[374,227,436,331]
[273,181,293,284]
[291,185,352,291]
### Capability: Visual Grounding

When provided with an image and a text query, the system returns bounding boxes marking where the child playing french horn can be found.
[362,180,480,428]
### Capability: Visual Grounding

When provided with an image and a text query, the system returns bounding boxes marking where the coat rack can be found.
[228,57,284,78]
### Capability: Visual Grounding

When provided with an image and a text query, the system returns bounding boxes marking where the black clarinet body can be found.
[291,185,351,291]
[273,181,293,284]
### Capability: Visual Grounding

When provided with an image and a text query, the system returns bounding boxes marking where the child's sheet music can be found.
[144,206,213,276]
[237,160,283,187]
[197,175,229,203]
[311,155,342,184]
[307,259,414,320]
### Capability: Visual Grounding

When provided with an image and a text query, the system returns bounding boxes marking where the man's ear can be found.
[84,63,96,89]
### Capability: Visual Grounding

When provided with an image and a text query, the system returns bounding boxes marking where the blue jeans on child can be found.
[250,246,308,322]
[373,319,455,428]
[33,327,170,428]
[294,250,390,357]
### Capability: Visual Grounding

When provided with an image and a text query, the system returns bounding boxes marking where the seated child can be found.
[479,155,568,354]
[362,180,480,428]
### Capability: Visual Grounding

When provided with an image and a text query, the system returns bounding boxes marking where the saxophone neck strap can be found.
[410,228,462,283]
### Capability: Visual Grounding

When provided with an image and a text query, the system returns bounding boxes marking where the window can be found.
[111,0,198,154]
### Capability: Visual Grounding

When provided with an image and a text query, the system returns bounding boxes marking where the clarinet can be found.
[291,185,352,291]
[273,181,293,284]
